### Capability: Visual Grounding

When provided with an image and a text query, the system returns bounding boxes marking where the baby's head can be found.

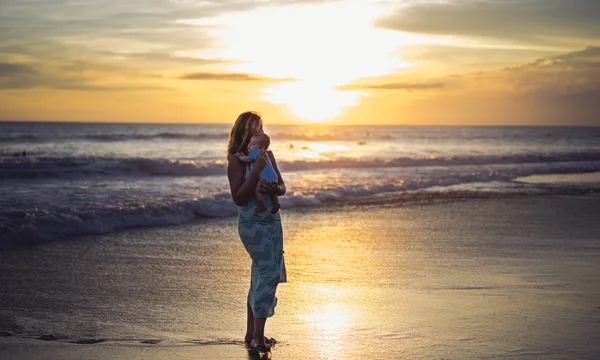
[247,133,271,153]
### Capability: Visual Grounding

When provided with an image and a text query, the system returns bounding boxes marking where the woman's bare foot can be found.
[245,336,275,347]
[249,338,271,352]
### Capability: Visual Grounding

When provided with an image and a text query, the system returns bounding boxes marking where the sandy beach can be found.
[1,195,599,360]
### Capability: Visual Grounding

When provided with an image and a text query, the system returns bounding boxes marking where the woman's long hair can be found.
[227,111,262,161]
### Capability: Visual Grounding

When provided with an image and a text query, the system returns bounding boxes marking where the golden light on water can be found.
[296,150,320,159]
[293,142,349,159]
[283,218,381,358]
[181,1,443,122]
[305,303,352,333]
[308,143,349,153]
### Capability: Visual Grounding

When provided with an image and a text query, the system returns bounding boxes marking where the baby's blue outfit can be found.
[248,150,278,182]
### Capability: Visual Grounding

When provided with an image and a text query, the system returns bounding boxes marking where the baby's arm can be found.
[235,151,255,164]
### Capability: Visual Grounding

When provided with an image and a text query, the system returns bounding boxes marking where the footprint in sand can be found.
[141,339,161,344]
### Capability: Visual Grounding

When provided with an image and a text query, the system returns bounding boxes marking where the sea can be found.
[1,122,599,248]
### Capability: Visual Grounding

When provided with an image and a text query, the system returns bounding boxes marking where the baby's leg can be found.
[254,184,267,212]
[270,195,281,214]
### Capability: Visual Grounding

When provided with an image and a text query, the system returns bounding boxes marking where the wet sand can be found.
[1,195,599,359]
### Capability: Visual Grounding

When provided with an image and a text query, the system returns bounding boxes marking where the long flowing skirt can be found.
[238,197,285,318]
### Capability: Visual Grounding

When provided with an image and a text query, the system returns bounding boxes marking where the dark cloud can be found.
[377,0,600,44]
[180,72,294,82]
[402,46,600,126]
[0,78,163,91]
[46,84,166,92]
[0,63,37,77]
[526,46,600,67]
[181,72,263,81]
[402,44,560,71]
[0,61,165,91]
[339,82,444,91]
[0,62,38,89]
[499,46,600,94]
[124,53,231,66]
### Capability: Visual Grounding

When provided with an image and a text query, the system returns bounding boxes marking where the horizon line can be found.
[1,119,598,128]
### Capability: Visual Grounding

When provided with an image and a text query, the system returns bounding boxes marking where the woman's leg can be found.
[246,303,274,347]
[252,317,267,345]
[245,302,254,344]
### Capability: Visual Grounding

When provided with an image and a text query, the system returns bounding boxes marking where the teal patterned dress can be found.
[238,167,285,318]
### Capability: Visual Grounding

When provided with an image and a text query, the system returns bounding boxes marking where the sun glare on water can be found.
[295,142,349,159]
[181,1,437,122]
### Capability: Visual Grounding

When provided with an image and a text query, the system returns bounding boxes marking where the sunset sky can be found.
[0,0,598,125]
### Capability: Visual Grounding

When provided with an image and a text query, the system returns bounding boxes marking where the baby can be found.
[236,133,281,214]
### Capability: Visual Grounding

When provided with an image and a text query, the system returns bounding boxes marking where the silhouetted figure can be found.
[227,111,287,353]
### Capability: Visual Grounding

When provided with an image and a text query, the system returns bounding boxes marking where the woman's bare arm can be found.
[228,154,266,206]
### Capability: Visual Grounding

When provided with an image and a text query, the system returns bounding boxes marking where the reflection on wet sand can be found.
[282,220,382,359]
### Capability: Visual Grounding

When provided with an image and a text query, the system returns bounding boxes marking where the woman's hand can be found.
[251,149,268,174]
[260,180,282,195]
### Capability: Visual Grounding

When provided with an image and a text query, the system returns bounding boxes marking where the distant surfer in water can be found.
[227,111,287,353]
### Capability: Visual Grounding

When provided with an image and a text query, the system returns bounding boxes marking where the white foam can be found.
[515,172,600,185]
[3,151,600,180]
[0,198,239,249]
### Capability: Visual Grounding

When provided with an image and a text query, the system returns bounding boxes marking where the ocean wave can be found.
[273,132,393,141]
[0,157,228,179]
[0,196,239,249]
[279,151,600,171]
[2,167,599,249]
[0,132,228,143]
[2,151,600,180]
[81,132,226,142]
[0,131,392,143]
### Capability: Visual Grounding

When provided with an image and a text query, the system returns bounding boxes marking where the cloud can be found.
[0,0,333,94]
[124,52,230,67]
[181,72,264,81]
[0,61,165,91]
[339,82,444,91]
[377,0,600,45]
[0,62,37,77]
[0,0,340,52]
[524,45,600,68]
[401,44,562,72]
[400,46,600,125]
[180,72,294,82]
[497,46,600,94]
[0,62,39,89]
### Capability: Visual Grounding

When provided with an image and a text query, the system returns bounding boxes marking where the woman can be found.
[227,111,286,352]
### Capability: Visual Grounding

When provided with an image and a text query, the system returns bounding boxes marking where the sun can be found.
[180,1,442,122]
[261,82,362,123]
